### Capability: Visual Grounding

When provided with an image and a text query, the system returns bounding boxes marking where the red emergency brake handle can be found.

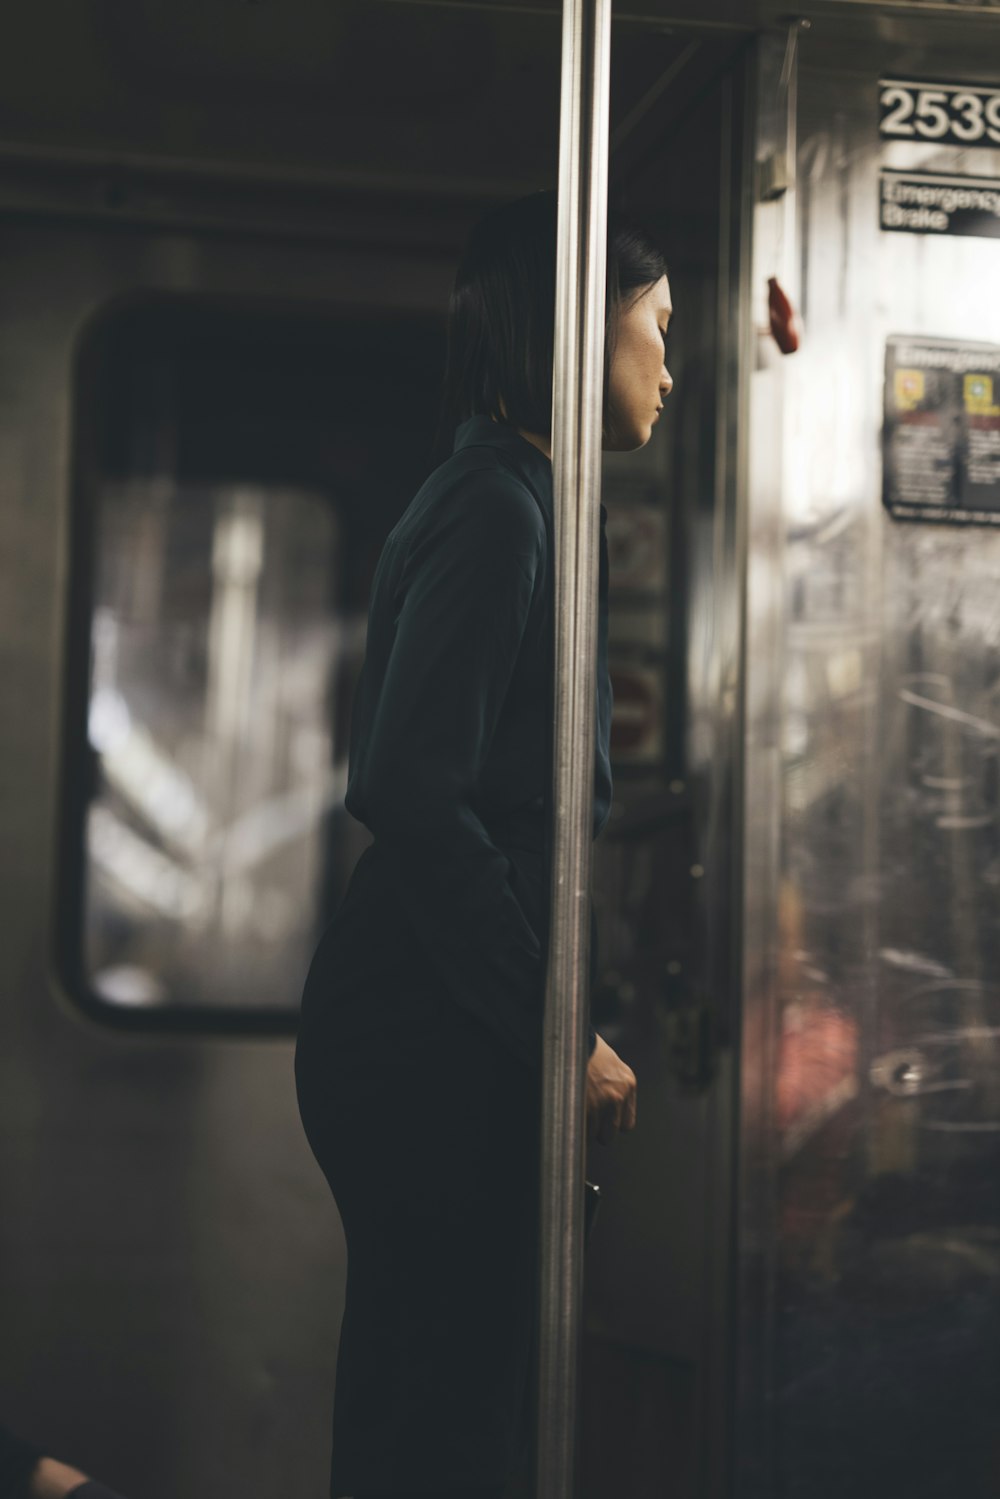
[768,276,800,355]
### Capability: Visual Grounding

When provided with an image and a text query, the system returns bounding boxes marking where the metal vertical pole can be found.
[537,2,611,1497]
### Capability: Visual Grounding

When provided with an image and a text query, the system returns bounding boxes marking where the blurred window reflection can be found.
[63,297,444,1022]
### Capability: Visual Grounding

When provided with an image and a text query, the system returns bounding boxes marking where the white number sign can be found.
[880,79,1000,148]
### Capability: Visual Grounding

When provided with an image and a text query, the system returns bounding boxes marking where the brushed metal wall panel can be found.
[739,26,1000,1497]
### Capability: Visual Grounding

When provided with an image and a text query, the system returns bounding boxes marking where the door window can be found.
[61,297,444,1025]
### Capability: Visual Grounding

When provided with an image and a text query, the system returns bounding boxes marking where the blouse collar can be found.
[453,416,553,510]
[452,415,607,529]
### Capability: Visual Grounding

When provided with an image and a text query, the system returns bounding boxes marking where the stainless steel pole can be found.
[536,1,611,1496]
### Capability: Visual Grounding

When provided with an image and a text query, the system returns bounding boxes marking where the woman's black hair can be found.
[439,190,667,444]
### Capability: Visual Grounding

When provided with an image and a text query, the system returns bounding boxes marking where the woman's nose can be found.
[661,367,674,397]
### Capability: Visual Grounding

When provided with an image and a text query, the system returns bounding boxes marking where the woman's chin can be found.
[603,423,651,454]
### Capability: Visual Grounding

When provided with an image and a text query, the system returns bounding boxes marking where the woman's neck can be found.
[489,410,551,461]
[517,429,552,461]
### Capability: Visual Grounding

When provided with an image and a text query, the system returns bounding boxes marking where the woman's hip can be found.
[295,985,539,1220]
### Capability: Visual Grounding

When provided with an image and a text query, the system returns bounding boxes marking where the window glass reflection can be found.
[85,476,342,1011]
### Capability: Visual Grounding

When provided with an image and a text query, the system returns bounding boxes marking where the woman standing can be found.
[295,191,673,1499]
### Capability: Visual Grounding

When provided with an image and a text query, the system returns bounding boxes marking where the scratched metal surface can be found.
[739,28,1000,1498]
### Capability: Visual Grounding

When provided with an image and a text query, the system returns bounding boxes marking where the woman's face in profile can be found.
[605,275,674,452]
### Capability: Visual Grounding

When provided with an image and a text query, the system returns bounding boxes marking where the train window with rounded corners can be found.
[59,294,445,1030]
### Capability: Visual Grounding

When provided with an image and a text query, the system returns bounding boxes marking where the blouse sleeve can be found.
[348,469,549,1066]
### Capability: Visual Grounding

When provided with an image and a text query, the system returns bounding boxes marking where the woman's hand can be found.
[586,1034,637,1145]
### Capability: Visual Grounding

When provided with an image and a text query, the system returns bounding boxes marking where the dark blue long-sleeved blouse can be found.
[343,415,613,1066]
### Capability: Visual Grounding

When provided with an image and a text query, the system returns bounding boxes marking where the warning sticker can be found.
[884,336,1000,524]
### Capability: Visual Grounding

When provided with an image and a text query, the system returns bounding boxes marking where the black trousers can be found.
[295,907,541,1499]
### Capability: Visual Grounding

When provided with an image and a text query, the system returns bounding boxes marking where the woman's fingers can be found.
[585,1033,637,1145]
[623,1085,637,1132]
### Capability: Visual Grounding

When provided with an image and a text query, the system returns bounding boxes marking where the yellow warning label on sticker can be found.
[895,369,925,411]
[964,373,1000,417]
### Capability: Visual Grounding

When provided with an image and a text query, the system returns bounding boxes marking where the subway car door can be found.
[739,7,1000,1499]
[3,220,455,1498]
